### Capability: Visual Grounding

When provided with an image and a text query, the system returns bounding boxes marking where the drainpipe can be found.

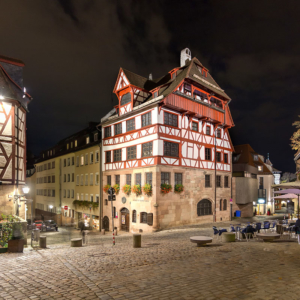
[214,130,217,222]
[96,125,102,232]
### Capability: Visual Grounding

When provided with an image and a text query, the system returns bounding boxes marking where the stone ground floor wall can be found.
[102,166,232,233]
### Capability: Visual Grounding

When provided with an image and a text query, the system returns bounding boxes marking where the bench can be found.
[190,236,212,247]
[256,233,280,242]
[71,238,83,247]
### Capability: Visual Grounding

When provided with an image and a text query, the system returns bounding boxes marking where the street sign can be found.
[108,195,116,201]
[230,198,233,203]
[64,206,68,210]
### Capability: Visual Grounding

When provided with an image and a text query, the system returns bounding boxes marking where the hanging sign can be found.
[64,206,68,210]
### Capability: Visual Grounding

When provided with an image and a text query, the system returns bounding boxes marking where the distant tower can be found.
[180,48,191,67]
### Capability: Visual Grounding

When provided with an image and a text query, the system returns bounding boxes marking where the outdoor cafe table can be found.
[256,233,280,242]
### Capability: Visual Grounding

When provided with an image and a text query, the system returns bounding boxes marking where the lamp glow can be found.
[0,95,4,100]
[49,205,53,209]
[22,185,30,194]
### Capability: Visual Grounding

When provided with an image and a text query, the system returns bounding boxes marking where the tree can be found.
[291,115,300,151]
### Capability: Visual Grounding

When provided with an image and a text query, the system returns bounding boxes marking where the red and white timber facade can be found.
[0,55,32,219]
[101,49,234,233]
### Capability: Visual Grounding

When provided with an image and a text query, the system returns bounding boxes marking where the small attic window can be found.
[120,93,131,106]
[153,91,158,98]
[258,166,262,171]
[253,155,258,161]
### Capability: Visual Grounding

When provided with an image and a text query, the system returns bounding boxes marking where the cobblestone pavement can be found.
[1,217,299,300]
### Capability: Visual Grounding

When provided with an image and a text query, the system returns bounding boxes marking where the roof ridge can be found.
[122,68,149,81]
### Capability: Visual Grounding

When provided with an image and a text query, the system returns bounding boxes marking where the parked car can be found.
[42,220,58,232]
[33,220,43,230]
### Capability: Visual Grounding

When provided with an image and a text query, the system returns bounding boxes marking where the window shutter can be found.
[147,213,153,226]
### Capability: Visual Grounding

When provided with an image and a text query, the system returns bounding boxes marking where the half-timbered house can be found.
[0,54,32,219]
[101,49,234,232]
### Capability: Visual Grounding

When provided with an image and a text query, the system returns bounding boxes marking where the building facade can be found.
[101,49,234,233]
[0,54,32,219]
[34,123,101,228]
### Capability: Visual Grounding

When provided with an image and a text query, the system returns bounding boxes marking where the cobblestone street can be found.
[1,217,300,300]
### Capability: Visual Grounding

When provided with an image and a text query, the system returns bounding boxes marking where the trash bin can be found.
[236,210,241,217]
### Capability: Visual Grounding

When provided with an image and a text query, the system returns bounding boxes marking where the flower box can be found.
[143,184,152,197]
[132,184,142,196]
[161,184,172,194]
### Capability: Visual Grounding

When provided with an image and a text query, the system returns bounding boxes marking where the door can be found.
[103,216,109,231]
[120,208,130,232]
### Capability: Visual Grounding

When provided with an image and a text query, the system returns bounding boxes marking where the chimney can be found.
[180,48,191,67]
[149,73,153,80]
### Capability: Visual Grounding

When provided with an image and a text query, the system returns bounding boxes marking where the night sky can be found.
[1,1,299,172]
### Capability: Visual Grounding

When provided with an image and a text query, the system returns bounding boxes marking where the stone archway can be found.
[120,207,130,232]
[102,216,109,231]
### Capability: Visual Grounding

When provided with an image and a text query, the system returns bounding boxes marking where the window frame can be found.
[141,112,152,127]
[104,126,111,138]
[127,146,137,160]
[161,172,170,185]
[205,175,211,188]
[205,148,211,161]
[126,118,135,132]
[164,111,178,127]
[192,121,198,132]
[164,141,179,157]
[206,125,211,136]
[142,141,153,158]
[113,149,122,162]
[140,212,148,224]
[114,122,122,136]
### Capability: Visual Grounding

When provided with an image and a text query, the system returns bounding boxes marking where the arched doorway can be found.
[102,216,109,231]
[120,208,130,232]
[197,199,212,216]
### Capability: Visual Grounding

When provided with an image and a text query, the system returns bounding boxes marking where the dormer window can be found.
[94,133,98,141]
[67,144,69,150]
[184,83,191,96]
[253,155,258,161]
[120,93,131,106]
[258,166,262,171]
[86,137,90,144]
[153,91,158,98]
[75,140,77,147]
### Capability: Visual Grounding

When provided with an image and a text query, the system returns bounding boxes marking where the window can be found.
[259,177,264,189]
[67,190,70,198]
[126,118,135,132]
[71,142,73,148]
[63,159,66,167]
[164,112,178,127]
[205,175,211,187]
[90,194,94,202]
[63,190,66,198]
[80,155,84,166]
[184,83,191,95]
[192,122,198,131]
[64,174,66,182]
[142,112,151,127]
[120,93,131,106]
[142,142,153,157]
[44,164,47,170]
[76,156,79,167]
[164,141,179,157]
[224,176,229,188]
[175,173,182,185]
[52,161,55,168]
[72,173,74,182]
[85,154,88,165]
[85,194,88,201]
[126,174,132,186]
[132,210,136,223]
[96,151,99,162]
[81,193,84,200]
[77,193,79,200]
[171,72,176,79]
[52,190,55,197]
[135,173,141,186]
[127,146,136,160]
[48,176,51,183]
[205,148,211,161]
[52,175,55,183]
[67,174,70,182]
[224,153,228,164]
[216,129,221,138]
[223,199,227,211]
[76,175,79,185]
[95,195,99,203]
[95,173,99,185]
[90,152,94,164]
[115,175,120,185]
[216,175,222,187]
[107,175,111,186]
[113,149,122,162]
[216,152,221,162]
[48,189,51,196]
[75,140,77,147]
[85,174,88,186]
[220,199,223,211]
[161,172,170,184]
[146,173,152,185]
[72,157,74,165]
[106,151,111,163]
[253,155,258,161]
[86,136,90,144]
[206,125,211,135]
[104,127,111,138]
[48,162,51,169]
[80,174,83,186]
[114,123,122,135]
[258,166,263,171]
[197,199,212,216]
[140,212,147,224]
[153,91,158,98]
[67,144,69,150]
[90,174,93,185]
[94,133,98,141]
[67,158,70,166]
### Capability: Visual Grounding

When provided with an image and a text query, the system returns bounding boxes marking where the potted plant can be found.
[143,184,152,197]
[174,184,184,194]
[8,222,25,253]
[0,221,12,253]
[113,184,120,195]
[132,184,142,196]
[103,184,111,194]
[122,184,131,196]
[161,183,172,194]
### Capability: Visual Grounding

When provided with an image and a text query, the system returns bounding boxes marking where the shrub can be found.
[73,200,99,210]
[122,184,131,196]
[113,184,120,195]
[143,184,152,197]
[132,184,142,196]
[103,184,111,194]
[174,184,184,193]
[161,184,172,194]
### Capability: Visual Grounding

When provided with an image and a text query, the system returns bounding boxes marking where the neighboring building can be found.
[101,48,234,233]
[265,153,281,184]
[0,54,32,219]
[281,172,297,183]
[295,150,300,180]
[34,123,101,228]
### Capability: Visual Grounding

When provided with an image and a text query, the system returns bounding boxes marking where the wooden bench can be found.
[190,236,212,247]
[71,238,83,247]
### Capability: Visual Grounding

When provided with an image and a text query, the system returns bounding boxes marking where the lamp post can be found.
[9,185,30,219]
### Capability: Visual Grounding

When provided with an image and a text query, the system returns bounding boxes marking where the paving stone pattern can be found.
[0,217,299,300]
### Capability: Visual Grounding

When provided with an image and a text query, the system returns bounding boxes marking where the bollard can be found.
[133,234,141,248]
[39,236,47,248]
[114,227,118,236]
[101,229,105,235]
